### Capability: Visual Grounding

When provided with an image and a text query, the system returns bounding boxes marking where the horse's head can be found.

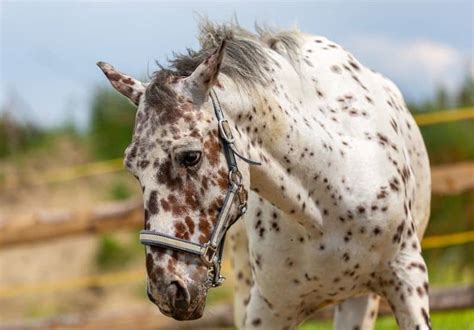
[97,41,249,320]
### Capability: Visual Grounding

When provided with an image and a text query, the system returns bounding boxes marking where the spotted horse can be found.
[98,21,431,330]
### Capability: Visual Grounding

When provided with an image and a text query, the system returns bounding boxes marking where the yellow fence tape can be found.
[37,158,125,185]
[0,231,472,299]
[0,270,144,298]
[414,107,474,126]
[421,230,474,250]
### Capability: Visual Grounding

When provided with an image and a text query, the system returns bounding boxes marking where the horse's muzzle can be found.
[147,280,206,320]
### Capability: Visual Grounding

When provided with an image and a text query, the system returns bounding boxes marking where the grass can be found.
[424,244,474,285]
[299,309,474,330]
[207,281,235,305]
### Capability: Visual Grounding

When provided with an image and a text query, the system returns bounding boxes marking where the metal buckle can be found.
[239,203,248,215]
[211,258,225,287]
[201,242,217,267]
[202,243,225,287]
[218,119,235,143]
[238,185,248,205]
[238,186,248,214]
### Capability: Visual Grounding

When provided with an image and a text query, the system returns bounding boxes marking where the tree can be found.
[88,87,136,159]
[434,85,450,110]
[455,74,474,107]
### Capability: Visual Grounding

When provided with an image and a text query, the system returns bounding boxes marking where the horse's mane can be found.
[145,19,302,108]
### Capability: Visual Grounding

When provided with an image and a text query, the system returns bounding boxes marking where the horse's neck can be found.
[217,73,332,185]
[216,75,326,234]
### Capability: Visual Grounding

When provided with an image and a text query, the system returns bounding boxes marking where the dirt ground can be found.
[0,231,149,321]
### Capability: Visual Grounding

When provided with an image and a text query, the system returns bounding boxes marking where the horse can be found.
[97,21,431,330]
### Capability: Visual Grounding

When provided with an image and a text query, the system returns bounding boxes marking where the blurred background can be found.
[0,1,473,329]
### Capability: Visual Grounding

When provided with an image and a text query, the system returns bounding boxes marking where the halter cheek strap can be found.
[139,89,260,288]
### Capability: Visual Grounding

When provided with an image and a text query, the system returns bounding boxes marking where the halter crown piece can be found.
[139,89,261,288]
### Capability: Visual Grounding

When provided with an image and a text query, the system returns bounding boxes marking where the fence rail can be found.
[431,162,474,195]
[430,161,474,194]
[1,205,474,250]
[0,199,143,247]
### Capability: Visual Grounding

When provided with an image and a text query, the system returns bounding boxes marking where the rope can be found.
[0,231,472,299]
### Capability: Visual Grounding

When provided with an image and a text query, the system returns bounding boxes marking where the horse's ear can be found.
[185,39,226,104]
[97,62,145,106]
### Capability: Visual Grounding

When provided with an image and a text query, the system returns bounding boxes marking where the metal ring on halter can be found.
[229,168,243,186]
[211,258,225,287]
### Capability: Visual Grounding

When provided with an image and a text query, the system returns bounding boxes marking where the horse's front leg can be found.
[243,284,297,330]
[229,220,253,329]
[334,294,380,330]
[373,247,431,330]
[230,204,294,329]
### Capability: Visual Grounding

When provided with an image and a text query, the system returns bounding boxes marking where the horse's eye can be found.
[179,151,202,167]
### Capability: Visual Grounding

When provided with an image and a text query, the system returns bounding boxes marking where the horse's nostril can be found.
[167,280,190,310]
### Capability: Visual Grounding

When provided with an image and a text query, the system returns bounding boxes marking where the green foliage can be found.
[108,180,133,200]
[421,121,474,165]
[207,282,234,305]
[96,234,138,270]
[425,244,474,285]
[299,309,474,329]
[0,112,82,160]
[409,73,474,112]
[456,75,474,107]
[408,74,474,166]
[88,87,136,159]
[374,309,474,330]
[299,320,332,330]
[424,192,473,284]
[429,193,473,234]
[0,115,46,158]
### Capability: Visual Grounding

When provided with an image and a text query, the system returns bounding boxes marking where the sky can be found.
[1,0,473,128]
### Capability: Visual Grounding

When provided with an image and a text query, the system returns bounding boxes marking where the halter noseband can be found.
[139,89,260,288]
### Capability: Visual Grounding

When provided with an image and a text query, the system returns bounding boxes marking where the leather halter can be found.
[139,89,261,288]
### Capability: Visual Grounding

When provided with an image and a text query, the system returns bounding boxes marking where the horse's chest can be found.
[245,198,385,308]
